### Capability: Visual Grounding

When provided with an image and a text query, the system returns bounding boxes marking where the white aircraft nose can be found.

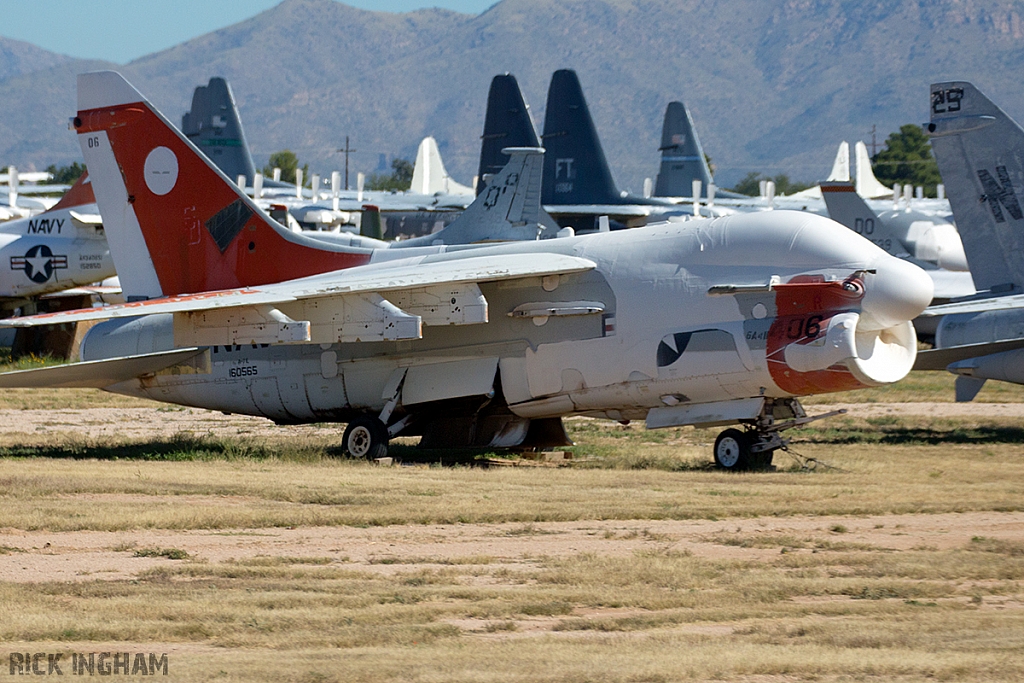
[859,255,934,331]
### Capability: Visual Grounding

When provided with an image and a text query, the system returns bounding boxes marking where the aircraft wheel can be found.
[751,449,775,471]
[713,428,753,471]
[343,416,389,459]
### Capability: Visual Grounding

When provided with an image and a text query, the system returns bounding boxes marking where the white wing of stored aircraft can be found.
[4,252,595,341]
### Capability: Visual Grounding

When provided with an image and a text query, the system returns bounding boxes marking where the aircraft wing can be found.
[545,204,653,218]
[329,197,472,212]
[0,252,596,345]
[913,337,1024,371]
[0,348,205,388]
[920,293,1024,316]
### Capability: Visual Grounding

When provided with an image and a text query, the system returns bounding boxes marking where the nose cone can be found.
[859,255,934,331]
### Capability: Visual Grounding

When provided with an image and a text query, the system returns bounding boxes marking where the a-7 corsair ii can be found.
[0,72,933,469]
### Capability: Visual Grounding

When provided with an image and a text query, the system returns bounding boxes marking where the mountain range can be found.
[3,0,1024,191]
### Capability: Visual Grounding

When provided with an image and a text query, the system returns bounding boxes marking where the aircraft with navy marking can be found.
[914,81,1024,399]
[0,173,116,314]
[0,71,934,470]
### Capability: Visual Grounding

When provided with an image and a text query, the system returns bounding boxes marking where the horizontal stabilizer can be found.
[913,337,1024,371]
[0,348,204,388]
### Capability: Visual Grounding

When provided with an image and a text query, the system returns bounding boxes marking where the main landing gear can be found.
[713,399,845,471]
[343,416,390,459]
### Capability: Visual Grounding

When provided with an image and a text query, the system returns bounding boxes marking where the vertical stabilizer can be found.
[653,101,713,197]
[181,77,257,186]
[397,148,556,247]
[477,74,540,195]
[929,81,1024,293]
[854,141,894,199]
[76,71,371,300]
[541,69,622,205]
[827,142,851,181]
[410,136,473,196]
[821,181,908,258]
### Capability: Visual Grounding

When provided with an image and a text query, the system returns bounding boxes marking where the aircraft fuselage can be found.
[82,212,930,437]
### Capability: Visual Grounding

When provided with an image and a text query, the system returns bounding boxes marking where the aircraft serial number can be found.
[229,366,258,378]
[785,315,824,340]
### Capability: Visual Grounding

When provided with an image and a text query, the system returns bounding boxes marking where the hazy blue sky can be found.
[0,0,496,64]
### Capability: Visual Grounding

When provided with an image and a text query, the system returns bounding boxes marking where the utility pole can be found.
[337,136,356,190]
[869,125,878,157]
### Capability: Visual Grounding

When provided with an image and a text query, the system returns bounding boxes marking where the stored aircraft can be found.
[914,81,1024,399]
[0,173,114,313]
[820,181,974,303]
[479,70,693,230]
[182,77,473,237]
[0,71,934,470]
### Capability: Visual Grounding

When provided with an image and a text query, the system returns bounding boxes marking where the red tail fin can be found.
[50,172,95,211]
[75,71,370,298]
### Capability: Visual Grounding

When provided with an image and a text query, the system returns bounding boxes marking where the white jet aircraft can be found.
[0,173,115,313]
[0,71,934,470]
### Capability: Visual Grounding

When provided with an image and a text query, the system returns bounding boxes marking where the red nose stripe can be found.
[77,104,371,296]
[767,278,866,395]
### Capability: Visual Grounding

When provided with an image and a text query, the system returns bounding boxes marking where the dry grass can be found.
[1,538,1021,681]
[1,377,1023,681]
[0,422,1021,531]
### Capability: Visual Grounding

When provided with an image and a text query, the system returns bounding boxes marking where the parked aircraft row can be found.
[3,63,1021,463]
[0,71,936,471]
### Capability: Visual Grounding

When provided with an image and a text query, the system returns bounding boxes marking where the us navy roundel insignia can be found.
[10,244,68,283]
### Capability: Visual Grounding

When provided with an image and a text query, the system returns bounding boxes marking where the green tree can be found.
[45,161,86,185]
[871,125,942,197]
[366,158,414,192]
[729,172,810,196]
[262,150,308,185]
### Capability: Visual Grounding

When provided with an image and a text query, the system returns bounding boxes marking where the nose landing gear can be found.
[713,399,846,471]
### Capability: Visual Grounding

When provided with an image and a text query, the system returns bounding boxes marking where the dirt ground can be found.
[2,510,1021,583]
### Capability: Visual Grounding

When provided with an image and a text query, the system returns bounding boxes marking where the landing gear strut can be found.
[713,399,845,471]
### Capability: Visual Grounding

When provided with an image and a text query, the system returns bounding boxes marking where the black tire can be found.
[751,449,775,471]
[343,416,389,459]
[713,428,753,471]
